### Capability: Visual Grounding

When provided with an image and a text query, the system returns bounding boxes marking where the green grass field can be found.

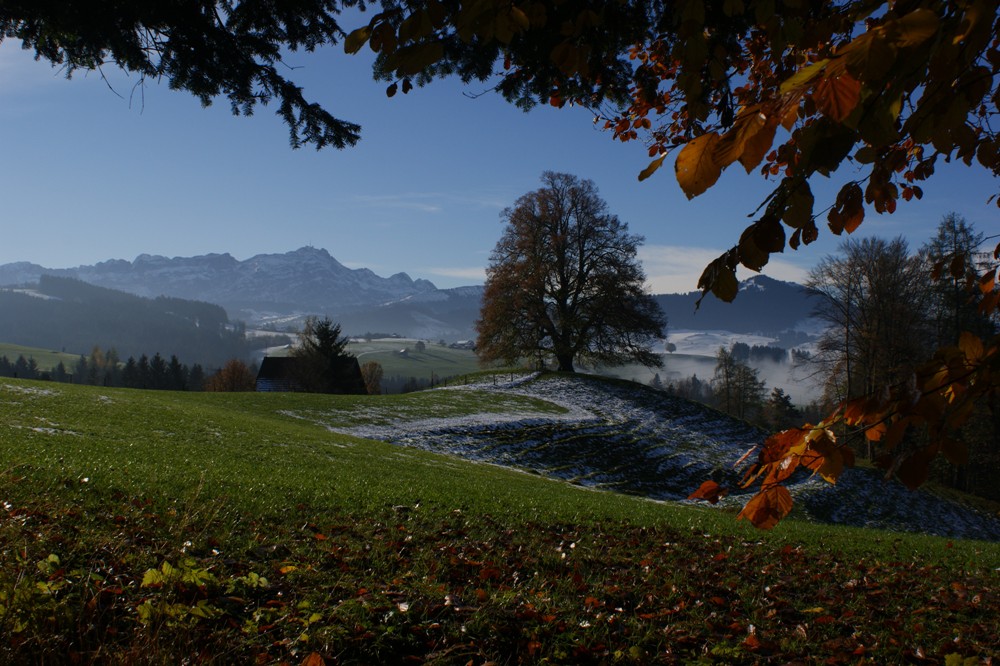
[0,342,81,370]
[1,377,997,664]
[346,339,482,380]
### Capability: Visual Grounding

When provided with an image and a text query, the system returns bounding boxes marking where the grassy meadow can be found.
[346,339,482,380]
[1,376,997,664]
[0,342,80,371]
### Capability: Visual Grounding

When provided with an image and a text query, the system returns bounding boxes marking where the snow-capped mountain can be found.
[653,274,814,335]
[0,247,439,313]
[0,251,816,343]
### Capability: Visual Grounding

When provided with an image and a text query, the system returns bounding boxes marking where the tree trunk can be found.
[556,353,575,372]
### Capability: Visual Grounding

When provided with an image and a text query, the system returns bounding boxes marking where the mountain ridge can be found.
[0,246,439,314]
[0,249,816,341]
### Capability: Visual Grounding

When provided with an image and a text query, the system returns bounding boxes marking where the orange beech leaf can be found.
[738,228,769,272]
[841,398,867,425]
[762,455,802,485]
[738,117,779,172]
[813,73,862,123]
[813,447,847,484]
[958,332,984,362]
[828,182,864,235]
[864,421,887,442]
[978,268,996,294]
[737,486,794,530]
[638,154,667,181]
[302,652,326,666]
[759,429,809,464]
[713,106,765,167]
[703,261,739,302]
[688,480,729,504]
[752,217,786,253]
[800,430,848,483]
[675,133,722,199]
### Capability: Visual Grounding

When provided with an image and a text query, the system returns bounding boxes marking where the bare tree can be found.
[477,172,666,372]
[807,237,932,456]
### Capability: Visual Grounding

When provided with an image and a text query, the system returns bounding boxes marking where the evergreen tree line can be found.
[652,344,818,435]
[0,276,291,367]
[0,346,260,392]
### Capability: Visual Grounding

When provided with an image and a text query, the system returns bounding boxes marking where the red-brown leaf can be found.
[688,480,728,504]
[737,485,794,529]
[814,73,862,123]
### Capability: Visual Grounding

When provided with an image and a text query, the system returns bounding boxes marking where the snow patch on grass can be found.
[333,374,1000,541]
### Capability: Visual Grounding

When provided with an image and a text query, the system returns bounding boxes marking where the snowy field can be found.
[317,373,1000,542]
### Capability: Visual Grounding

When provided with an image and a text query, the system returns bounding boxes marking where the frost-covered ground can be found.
[327,374,1000,541]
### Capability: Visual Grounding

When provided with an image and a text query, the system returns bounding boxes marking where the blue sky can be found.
[1,36,995,293]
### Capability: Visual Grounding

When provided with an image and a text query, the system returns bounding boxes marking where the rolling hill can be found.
[1,373,996,663]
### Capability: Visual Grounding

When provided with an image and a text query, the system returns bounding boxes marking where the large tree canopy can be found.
[477,172,666,373]
[1,0,363,149]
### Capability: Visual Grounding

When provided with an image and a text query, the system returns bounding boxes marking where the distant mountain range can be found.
[0,246,437,312]
[0,248,817,342]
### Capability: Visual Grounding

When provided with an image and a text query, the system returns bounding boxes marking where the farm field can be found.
[0,342,80,371]
[1,374,997,664]
[346,339,482,380]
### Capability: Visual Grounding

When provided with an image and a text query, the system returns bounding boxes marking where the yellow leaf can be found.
[675,133,722,199]
[638,154,666,182]
[958,332,983,362]
[779,59,830,95]
[888,8,939,48]
[344,26,372,54]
